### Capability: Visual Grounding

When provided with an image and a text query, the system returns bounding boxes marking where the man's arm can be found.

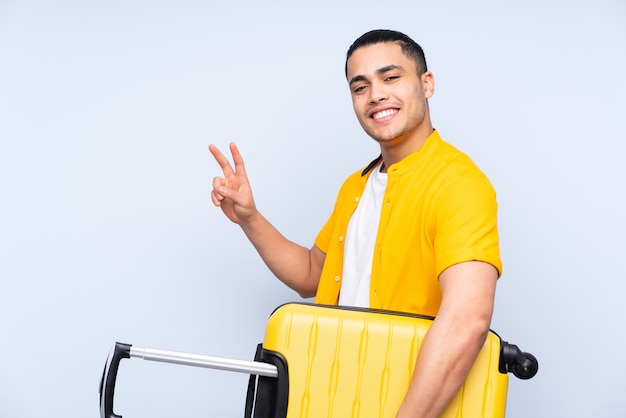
[396,261,498,418]
[209,143,324,297]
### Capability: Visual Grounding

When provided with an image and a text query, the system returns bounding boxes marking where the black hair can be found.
[345,29,428,77]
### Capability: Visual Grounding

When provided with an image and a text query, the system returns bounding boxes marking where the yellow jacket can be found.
[314,130,502,317]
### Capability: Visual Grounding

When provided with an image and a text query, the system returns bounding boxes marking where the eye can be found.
[385,75,400,82]
[352,85,368,94]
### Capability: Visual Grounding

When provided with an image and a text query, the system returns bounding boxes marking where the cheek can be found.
[351,97,366,115]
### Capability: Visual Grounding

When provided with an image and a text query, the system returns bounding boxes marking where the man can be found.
[210,29,501,418]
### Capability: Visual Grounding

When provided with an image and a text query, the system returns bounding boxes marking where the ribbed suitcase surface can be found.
[262,303,508,418]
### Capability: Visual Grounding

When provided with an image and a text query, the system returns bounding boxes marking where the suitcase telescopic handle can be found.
[99,342,279,418]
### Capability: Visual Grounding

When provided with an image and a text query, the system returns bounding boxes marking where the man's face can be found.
[346,42,434,146]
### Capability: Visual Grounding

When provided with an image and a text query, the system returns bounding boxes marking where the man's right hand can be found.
[208,142,324,298]
[209,142,256,225]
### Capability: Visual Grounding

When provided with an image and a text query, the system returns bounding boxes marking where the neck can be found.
[379,126,434,173]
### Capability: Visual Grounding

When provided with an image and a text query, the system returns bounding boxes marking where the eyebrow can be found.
[349,64,406,87]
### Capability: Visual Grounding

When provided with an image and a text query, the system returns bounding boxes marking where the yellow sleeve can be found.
[433,173,502,278]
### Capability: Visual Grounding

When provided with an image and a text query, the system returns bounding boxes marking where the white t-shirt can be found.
[338,163,387,307]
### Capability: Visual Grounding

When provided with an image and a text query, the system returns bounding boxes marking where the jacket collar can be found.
[360,129,441,177]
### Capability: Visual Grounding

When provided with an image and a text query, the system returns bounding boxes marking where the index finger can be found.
[228,142,248,178]
[209,144,235,177]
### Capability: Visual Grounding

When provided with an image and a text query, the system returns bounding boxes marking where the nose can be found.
[368,82,388,103]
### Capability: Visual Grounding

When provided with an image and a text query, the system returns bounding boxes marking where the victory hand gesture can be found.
[209,143,256,224]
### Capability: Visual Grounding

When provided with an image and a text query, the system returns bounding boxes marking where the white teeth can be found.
[372,109,398,120]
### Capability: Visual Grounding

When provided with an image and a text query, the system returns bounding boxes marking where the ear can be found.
[421,71,435,99]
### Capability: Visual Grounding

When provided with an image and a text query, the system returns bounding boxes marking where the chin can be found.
[370,128,408,144]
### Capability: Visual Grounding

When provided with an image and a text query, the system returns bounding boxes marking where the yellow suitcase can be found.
[100,303,537,418]
[248,303,538,418]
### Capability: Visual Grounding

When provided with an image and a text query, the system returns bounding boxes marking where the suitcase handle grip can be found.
[99,342,131,418]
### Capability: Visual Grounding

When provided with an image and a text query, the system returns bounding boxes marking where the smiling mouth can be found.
[372,109,398,120]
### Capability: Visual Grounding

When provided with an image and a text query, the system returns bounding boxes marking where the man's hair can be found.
[345,29,428,77]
